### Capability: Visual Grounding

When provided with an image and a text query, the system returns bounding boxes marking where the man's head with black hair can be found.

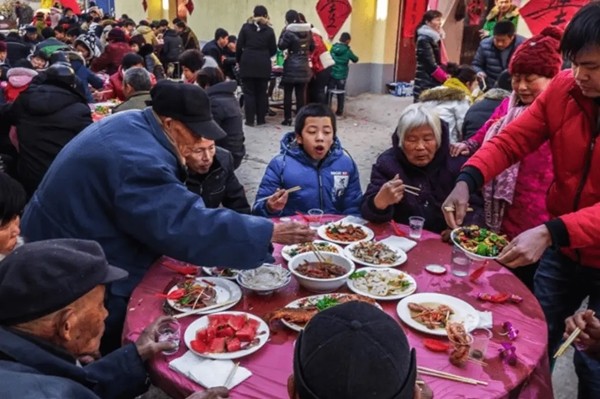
[214,28,229,48]
[492,20,516,51]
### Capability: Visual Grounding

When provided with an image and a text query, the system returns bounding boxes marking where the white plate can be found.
[343,241,407,268]
[281,240,345,262]
[184,311,269,360]
[167,277,242,313]
[450,227,509,261]
[202,267,240,280]
[280,293,383,332]
[396,293,480,336]
[347,267,417,300]
[317,222,375,245]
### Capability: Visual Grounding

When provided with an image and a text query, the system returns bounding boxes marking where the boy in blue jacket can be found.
[253,103,362,216]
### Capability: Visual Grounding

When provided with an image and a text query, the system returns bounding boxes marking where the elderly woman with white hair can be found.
[361,104,482,233]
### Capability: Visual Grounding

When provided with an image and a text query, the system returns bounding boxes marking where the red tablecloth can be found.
[123,216,553,399]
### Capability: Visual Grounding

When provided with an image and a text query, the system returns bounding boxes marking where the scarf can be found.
[482,93,527,231]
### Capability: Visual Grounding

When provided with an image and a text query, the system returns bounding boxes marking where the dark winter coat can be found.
[472,35,525,88]
[202,40,224,69]
[72,59,105,103]
[159,29,183,65]
[186,147,250,214]
[180,27,199,50]
[5,36,31,66]
[361,124,483,234]
[207,81,245,169]
[90,41,131,75]
[331,42,359,80]
[222,46,237,80]
[236,17,277,79]
[0,327,148,399]
[5,77,92,196]
[278,23,313,84]
[462,88,510,140]
[112,91,152,113]
[413,25,444,102]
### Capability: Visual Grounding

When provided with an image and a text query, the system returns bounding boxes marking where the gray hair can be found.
[395,103,442,149]
[123,67,152,92]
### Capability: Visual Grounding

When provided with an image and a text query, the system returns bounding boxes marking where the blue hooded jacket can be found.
[252,132,362,217]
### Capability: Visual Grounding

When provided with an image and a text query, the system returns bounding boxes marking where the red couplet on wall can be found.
[520,0,589,35]
[316,0,353,40]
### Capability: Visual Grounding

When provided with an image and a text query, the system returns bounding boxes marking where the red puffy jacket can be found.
[465,70,600,267]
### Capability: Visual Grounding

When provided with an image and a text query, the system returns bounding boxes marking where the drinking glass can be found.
[307,209,324,230]
[451,245,472,277]
[408,216,425,239]
[156,319,181,355]
[469,328,493,361]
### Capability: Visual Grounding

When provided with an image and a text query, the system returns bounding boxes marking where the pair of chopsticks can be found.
[255,186,302,203]
[554,327,582,358]
[309,243,327,263]
[173,299,239,319]
[223,361,240,388]
[404,184,420,197]
[417,366,488,386]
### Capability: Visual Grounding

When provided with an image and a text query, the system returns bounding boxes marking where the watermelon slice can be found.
[236,325,257,342]
[226,337,241,352]
[191,339,208,353]
[228,315,247,331]
[216,326,235,338]
[208,337,227,353]
[246,318,260,332]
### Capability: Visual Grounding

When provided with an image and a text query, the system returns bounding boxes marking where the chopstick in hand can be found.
[554,327,582,358]
[403,184,421,191]
[404,188,419,197]
[224,361,240,388]
[255,186,302,203]
[443,206,474,212]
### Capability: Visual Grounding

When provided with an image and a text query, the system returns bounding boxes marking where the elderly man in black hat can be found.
[21,81,313,354]
[0,239,229,399]
[290,302,433,399]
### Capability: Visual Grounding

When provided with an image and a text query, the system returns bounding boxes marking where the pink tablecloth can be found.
[123,216,553,399]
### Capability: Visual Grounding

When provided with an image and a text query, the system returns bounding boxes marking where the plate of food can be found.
[396,293,479,336]
[202,267,240,280]
[267,293,381,332]
[236,264,291,295]
[347,268,417,300]
[184,311,269,360]
[343,241,407,267]
[317,222,374,245]
[451,225,510,261]
[281,240,344,262]
[166,277,242,313]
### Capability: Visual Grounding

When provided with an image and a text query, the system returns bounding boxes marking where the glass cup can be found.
[307,208,324,230]
[469,328,493,361]
[408,216,425,239]
[156,319,181,355]
[451,245,472,277]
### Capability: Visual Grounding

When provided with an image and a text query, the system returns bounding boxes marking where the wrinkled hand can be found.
[442,181,470,228]
[373,174,405,210]
[450,142,470,157]
[497,225,552,268]
[185,387,230,399]
[271,221,314,245]
[135,316,178,361]
[266,189,289,213]
[564,310,600,354]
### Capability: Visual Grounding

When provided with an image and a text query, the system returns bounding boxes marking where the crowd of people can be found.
[0,1,599,398]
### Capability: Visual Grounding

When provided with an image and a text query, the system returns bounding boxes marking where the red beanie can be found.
[509,27,563,78]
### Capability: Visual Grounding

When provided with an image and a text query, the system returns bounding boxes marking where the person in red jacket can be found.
[90,28,131,75]
[442,4,600,397]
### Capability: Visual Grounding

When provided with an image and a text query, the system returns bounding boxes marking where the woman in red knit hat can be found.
[452,27,563,289]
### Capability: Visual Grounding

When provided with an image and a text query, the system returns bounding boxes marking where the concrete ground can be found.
[142,93,576,399]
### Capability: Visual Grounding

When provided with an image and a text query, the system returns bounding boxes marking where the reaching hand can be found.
[450,142,470,157]
[185,387,230,399]
[497,225,552,268]
[135,316,179,361]
[373,174,405,210]
[266,189,289,213]
[271,221,314,245]
[441,181,470,228]
[564,310,600,354]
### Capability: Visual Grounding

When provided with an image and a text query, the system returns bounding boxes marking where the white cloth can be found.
[337,215,368,225]
[380,235,418,253]
[477,311,493,329]
[169,351,252,389]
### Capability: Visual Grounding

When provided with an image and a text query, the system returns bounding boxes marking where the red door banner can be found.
[520,0,590,35]
[401,0,428,39]
[467,0,486,27]
[316,0,352,40]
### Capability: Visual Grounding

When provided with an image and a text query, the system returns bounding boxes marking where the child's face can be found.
[296,116,334,161]
[0,51,6,62]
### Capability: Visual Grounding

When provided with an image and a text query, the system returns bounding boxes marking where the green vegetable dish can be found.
[455,225,509,257]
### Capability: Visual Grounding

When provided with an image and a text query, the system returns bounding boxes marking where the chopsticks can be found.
[417,366,488,386]
[554,327,582,358]
[255,186,302,203]
[443,206,474,212]
[173,299,239,319]
[309,243,327,263]
[403,184,420,197]
[223,361,240,388]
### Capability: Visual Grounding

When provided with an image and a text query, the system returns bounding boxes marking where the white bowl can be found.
[236,264,291,295]
[288,252,355,293]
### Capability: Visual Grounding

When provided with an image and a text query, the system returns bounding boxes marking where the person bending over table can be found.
[20,81,314,355]
[252,103,362,217]
[185,137,250,214]
[442,5,600,398]
[361,103,482,234]
[290,301,432,399]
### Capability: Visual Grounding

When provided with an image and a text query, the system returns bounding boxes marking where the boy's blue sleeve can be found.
[252,157,284,217]
[341,159,363,215]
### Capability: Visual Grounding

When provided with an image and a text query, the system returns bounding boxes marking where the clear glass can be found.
[451,245,472,277]
[156,319,181,355]
[408,216,425,239]
[307,209,324,230]
[469,328,493,360]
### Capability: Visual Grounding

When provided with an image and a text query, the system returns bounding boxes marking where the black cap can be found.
[0,239,128,325]
[293,302,417,399]
[150,80,226,140]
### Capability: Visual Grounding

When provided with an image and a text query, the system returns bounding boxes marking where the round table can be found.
[123,216,553,399]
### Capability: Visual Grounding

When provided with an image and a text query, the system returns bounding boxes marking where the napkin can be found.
[380,235,417,253]
[337,215,368,225]
[169,351,252,389]
[476,311,493,329]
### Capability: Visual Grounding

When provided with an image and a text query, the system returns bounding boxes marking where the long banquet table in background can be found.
[123,215,554,399]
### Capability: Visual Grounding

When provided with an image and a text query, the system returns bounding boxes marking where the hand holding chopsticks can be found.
[556,309,600,358]
[255,186,301,203]
[374,175,420,209]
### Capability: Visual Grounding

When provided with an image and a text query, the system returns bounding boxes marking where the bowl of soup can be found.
[288,252,355,293]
